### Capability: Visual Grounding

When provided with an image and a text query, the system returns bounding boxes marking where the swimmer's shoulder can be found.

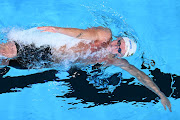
[87,26,112,42]
[96,27,112,42]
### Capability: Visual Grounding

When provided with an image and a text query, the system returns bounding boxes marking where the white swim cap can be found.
[123,37,137,57]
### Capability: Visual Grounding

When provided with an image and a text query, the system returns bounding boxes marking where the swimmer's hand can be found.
[37,26,57,33]
[160,96,172,112]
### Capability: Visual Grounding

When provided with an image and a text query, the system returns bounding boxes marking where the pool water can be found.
[0,0,180,120]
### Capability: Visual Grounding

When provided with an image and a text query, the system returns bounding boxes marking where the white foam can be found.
[7,27,90,49]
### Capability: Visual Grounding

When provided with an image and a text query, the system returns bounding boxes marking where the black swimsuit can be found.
[14,42,53,69]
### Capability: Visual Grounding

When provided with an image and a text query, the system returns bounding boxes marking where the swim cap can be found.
[122,37,137,57]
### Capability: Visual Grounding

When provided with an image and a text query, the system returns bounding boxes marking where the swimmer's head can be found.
[107,37,137,58]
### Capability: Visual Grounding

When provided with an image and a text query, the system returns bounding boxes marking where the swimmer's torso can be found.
[9,27,111,68]
[13,40,109,69]
[52,40,109,64]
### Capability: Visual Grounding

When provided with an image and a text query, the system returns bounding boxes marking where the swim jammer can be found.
[14,42,53,69]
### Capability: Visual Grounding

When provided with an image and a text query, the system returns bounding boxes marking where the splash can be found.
[7,27,84,49]
[6,27,109,70]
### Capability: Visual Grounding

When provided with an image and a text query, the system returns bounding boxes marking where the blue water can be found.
[0,0,180,120]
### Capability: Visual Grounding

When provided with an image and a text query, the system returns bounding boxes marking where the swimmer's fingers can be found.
[37,27,57,33]
[161,97,172,112]
[167,100,172,112]
[37,27,48,30]
[168,104,172,112]
[37,26,51,30]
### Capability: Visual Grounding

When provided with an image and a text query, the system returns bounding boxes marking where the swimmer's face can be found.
[107,37,127,58]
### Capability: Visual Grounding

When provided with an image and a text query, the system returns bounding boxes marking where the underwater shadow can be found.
[0,60,179,108]
[57,65,179,108]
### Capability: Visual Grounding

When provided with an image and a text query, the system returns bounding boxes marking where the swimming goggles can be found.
[117,38,123,54]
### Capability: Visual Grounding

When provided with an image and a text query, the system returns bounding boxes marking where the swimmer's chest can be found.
[54,40,108,63]
[76,41,109,63]
[75,40,107,52]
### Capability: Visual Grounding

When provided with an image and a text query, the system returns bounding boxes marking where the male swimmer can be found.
[0,26,172,112]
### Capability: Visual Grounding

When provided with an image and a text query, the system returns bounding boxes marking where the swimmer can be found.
[0,26,172,112]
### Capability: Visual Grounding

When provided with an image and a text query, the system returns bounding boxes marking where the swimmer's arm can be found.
[110,58,172,112]
[37,26,112,42]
